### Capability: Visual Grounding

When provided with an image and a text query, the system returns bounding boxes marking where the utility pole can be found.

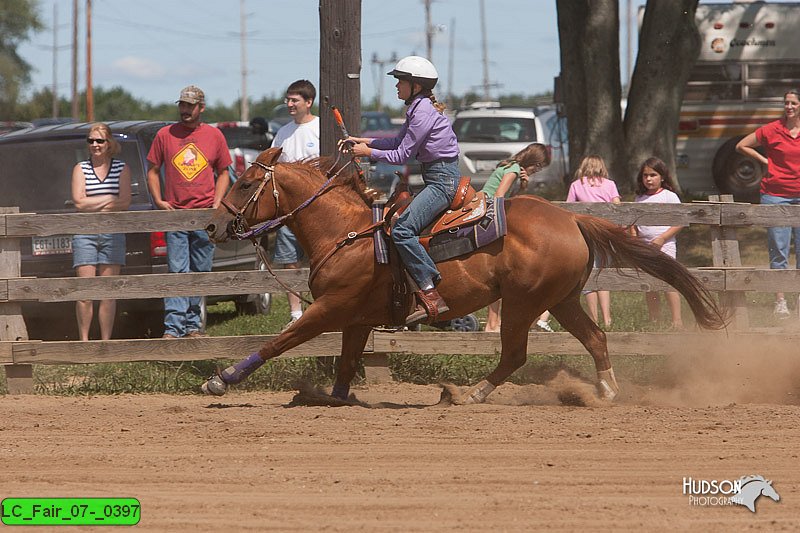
[240,0,249,122]
[371,52,397,111]
[52,3,58,118]
[424,0,433,60]
[319,0,361,154]
[447,17,454,108]
[86,0,93,122]
[480,0,490,100]
[71,0,78,120]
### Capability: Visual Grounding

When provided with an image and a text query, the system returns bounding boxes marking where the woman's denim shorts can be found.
[72,233,126,268]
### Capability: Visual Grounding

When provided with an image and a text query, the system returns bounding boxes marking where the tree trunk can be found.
[319,0,362,156]
[624,0,700,192]
[556,0,626,189]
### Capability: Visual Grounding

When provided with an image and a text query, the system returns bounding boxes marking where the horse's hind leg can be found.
[459,310,536,405]
[331,325,372,400]
[549,296,619,400]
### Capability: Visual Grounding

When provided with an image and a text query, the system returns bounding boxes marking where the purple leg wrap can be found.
[331,383,350,400]
[220,353,265,385]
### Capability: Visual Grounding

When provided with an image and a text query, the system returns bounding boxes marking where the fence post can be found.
[708,195,749,329]
[1,207,33,394]
[363,352,392,384]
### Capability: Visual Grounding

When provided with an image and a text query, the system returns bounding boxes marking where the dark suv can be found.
[0,120,269,340]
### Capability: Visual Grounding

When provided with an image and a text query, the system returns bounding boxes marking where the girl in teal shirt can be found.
[480,143,550,198]
[481,143,551,332]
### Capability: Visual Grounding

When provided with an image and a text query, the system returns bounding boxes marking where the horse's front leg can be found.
[331,325,373,400]
[201,298,339,396]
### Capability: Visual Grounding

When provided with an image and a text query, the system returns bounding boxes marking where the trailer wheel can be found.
[712,137,763,202]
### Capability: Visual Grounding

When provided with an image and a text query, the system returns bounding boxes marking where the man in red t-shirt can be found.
[146,85,232,338]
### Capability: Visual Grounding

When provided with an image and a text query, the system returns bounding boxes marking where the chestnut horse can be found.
[203,147,726,403]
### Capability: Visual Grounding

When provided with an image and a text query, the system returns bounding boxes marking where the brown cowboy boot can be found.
[406,288,450,325]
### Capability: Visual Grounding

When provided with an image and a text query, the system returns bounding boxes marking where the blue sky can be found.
[19,0,653,110]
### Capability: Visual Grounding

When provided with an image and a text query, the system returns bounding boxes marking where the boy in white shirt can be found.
[270,80,320,331]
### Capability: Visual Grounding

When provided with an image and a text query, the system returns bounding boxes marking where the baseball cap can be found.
[176,85,205,104]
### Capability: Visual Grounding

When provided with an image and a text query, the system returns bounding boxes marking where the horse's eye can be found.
[240,182,252,190]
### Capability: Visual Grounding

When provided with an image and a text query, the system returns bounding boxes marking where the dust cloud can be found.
[623,334,800,407]
[486,334,800,408]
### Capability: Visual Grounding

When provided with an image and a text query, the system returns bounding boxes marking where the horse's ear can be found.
[257,147,282,165]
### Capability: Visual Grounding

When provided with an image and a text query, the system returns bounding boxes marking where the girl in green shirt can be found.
[480,142,551,198]
[482,143,552,332]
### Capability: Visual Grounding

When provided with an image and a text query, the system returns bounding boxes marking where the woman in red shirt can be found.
[737,89,800,318]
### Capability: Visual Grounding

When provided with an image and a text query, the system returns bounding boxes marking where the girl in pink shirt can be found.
[566,155,620,327]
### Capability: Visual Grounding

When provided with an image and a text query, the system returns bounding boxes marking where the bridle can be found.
[219,160,279,240]
[221,154,357,241]
[217,153,367,303]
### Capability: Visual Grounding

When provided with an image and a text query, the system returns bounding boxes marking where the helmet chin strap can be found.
[404,84,429,105]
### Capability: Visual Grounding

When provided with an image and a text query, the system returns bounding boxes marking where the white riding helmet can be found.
[387,55,439,90]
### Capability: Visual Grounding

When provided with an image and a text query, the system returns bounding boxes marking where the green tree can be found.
[556,0,700,191]
[16,87,70,120]
[92,86,150,121]
[0,0,43,117]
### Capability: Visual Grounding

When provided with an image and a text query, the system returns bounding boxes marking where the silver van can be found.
[452,104,569,191]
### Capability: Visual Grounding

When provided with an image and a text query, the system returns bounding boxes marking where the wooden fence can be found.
[3,196,800,394]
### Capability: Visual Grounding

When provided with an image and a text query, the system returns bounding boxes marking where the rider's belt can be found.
[420,156,458,168]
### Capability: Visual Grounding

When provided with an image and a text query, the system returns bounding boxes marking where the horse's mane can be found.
[280,156,375,207]
[739,475,768,486]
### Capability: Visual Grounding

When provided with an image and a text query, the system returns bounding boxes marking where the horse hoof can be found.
[597,381,617,401]
[596,368,619,401]
[456,380,496,405]
[201,375,228,396]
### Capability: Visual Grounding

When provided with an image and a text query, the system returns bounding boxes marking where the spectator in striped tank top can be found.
[70,122,131,340]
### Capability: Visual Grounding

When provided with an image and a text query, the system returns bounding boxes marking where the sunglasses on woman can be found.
[86,138,107,145]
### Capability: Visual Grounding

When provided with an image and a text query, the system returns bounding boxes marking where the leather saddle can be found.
[383,176,487,248]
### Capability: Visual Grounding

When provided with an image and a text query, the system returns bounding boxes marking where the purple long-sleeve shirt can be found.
[369,96,459,164]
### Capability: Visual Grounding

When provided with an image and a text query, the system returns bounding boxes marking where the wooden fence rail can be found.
[3,198,800,394]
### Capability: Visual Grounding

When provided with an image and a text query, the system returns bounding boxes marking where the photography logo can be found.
[683,475,781,512]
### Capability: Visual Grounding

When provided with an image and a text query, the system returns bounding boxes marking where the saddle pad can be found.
[427,197,507,263]
[373,197,507,265]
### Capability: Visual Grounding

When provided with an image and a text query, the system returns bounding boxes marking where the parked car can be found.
[31,117,76,127]
[452,104,569,191]
[270,104,292,128]
[211,120,273,177]
[0,121,271,340]
[361,111,398,138]
[0,121,34,135]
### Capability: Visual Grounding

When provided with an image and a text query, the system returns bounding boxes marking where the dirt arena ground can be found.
[2,349,800,533]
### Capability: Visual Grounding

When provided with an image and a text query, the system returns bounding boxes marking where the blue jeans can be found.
[164,229,215,337]
[72,233,126,267]
[761,194,800,270]
[392,158,459,288]
[272,225,305,265]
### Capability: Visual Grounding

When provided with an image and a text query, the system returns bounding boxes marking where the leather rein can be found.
[219,154,381,301]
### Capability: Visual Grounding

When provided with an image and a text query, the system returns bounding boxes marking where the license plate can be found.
[32,235,72,256]
[475,160,499,172]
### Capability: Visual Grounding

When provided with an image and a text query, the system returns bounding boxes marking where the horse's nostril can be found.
[206,224,216,233]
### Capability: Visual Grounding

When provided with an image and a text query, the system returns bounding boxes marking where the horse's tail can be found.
[574,214,728,330]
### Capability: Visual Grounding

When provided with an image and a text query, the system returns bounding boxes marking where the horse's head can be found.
[206,147,283,243]
[761,480,780,502]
